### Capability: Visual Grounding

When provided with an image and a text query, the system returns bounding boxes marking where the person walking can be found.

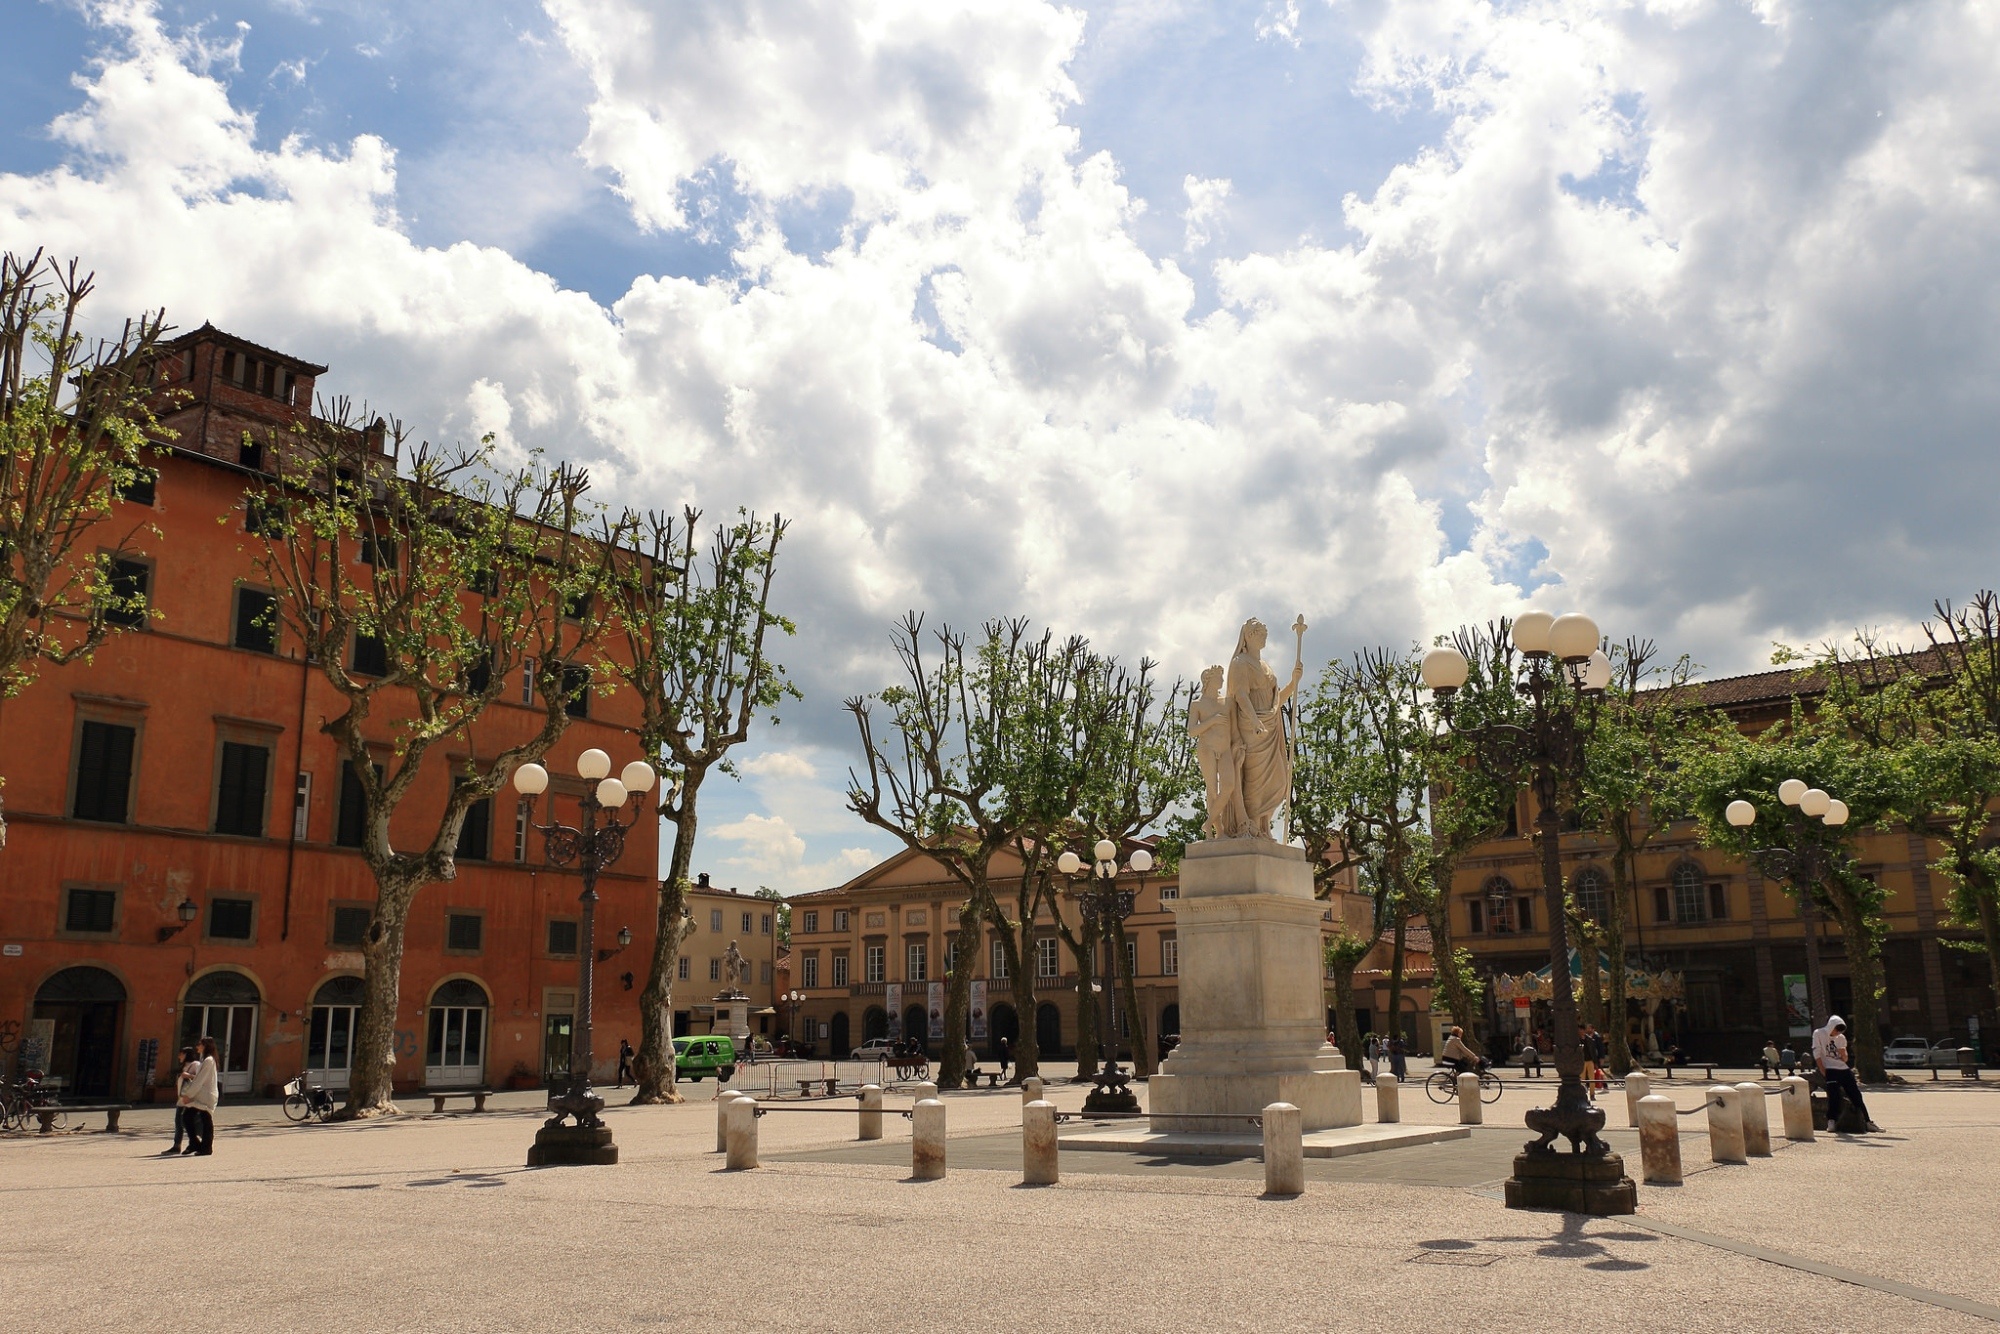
[1388,1034,1408,1082]
[1760,1040,1780,1079]
[161,1046,197,1156]
[616,1038,635,1087]
[182,1036,220,1156]
[997,1036,1011,1079]
[1814,1016,1879,1133]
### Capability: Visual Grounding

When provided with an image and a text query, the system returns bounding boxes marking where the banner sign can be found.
[1783,974,1811,1036]
[927,982,945,1041]
[969,980,988,1042]
[885,983,902,1040]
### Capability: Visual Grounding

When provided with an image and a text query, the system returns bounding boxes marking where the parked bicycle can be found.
[282,1076,337,1123]
[1425,1064,1505,1106]
[1,1070,66,1131]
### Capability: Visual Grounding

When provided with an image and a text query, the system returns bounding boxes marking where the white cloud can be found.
[737,750,817,780]
[5,0,1997,875]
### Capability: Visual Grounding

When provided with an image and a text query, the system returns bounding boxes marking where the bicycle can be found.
[2,1070,66,1131]
[282,1076,337,1123]
[1425,1064,1504,1106]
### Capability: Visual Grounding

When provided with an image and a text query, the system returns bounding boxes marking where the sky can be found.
[5,0,1997,896]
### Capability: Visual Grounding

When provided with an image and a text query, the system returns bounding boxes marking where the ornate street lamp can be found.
[784,989,805,1047]
[1422,610,1636,1214]
[1057,839,1154,1115]
[514,748,656,1167]
[1726,781,1850,1028]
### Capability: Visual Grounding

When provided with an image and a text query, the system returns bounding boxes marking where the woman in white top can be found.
[182,1036,220,1156]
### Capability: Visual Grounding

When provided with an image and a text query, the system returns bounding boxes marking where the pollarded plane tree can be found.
[248,406,619,1115]
[0,251,170,845]
[601,506,795,1105]
[846,617,1088,1091]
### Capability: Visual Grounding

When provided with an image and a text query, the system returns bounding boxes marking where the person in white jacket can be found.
[182,1036,220,1156]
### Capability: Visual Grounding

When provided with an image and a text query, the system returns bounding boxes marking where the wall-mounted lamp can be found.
[597,924,633,963]
[157,897,199,942]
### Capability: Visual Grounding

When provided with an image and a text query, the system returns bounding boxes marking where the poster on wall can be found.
[885,983,902,1040]
[927,982,945,1041]
[18,1019,53,1079]
[969,980,988,1042]
[1783,974,1811,1036]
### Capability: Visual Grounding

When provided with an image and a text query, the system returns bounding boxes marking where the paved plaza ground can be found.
[7,1061,1998,1332]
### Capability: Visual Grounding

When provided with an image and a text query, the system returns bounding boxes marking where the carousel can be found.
[1491,951,1685,1056]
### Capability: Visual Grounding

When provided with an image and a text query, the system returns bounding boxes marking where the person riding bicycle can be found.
[1441,1026,1485,1076]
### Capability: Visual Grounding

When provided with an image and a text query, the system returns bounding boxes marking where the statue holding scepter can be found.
[1224,616,1305,841]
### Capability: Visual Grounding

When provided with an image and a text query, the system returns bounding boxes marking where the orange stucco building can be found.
[0,324,666,1101]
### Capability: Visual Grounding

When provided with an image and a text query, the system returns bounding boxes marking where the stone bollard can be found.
[1707,1085,1746,1164]
[716,1088,743,1152]
[858,1084,884,1141]
[1779,1076,1815,1142]
[1022,1076,1044,1107]
[912,1098,947,1180]
[1735,1082,1772,1156]
[917,1081,939,1104]
[1022,1099,1058,1185]
[1263,1102,1304,1197]
[1636,1094,1683,1185]
[1375,1072,1400,1123]
[724,1096,759,1170]
[1624,1071,1651,1127]
[1456,1072,1483,1125]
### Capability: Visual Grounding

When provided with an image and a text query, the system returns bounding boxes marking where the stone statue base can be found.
[1148,839,1362,1134]
[713,992,751,1044]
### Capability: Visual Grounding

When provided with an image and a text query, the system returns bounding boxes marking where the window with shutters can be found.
[1161,937,1178,976]
[991,939,1009,980]
[351,632,388,678]
[907,942,927,982]
[802,911,820,934]
[711,910,723,932]
[71,719,137,823]
[833,910,850,932]
[709,958,721,981]
[742,911,753,933]
[1707,881,1729,921]
[358,533,397,568]
[546,919,579,957]
[1466,898,1486,934]
[554,663,590,718]
[244,496,287,537]
[1482,877,1517,933]
[329,904,371,948]
[102,557,150,629]
[213,740,271,837]
[1671,862,1708,924]
[445,912,484,954]
[865,945,885,983]
[62,886,119,936]
[1035,937,1059,979]
[454,792,491,862]
[1571,867,1609,922]
[831,954,849,987]
[115,468,156,506]
[801,955,819,988]
[677,956,690,981]
[207,897,255,942]
[336,762,381,849]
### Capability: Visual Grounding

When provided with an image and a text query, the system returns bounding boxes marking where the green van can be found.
[673,1035,738,1081]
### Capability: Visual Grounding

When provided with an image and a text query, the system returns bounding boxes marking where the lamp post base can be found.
[1081,1067,1141,1116]
[1503,1150,1637,1214]
[528,1123,619,1167]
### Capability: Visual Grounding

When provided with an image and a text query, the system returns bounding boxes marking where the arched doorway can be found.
[830,1011,851,1056]
[988,1003,1019,1059]
[1035,1002,1063,1056]
[863,1006,888,1043]
[1159,1003,1180,1061]
[903,1004,928,1052]
[180,970,260,1096]
[33,967,126,1098]
[425,978,489,1087]
[307,976,364,1090]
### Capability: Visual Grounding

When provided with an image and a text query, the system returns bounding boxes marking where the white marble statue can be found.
[1188,616,1305,840]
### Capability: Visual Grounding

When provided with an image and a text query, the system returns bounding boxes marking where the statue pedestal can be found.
[714,993,750,1044]
[1149,839,1361,1133]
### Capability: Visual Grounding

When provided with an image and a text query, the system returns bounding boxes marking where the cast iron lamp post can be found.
[784,989,805,1047]
[514,748,656,1166]
[1726,781,1850,1029]
[1057,839,1154,1115]
[1422,610,1636,1214]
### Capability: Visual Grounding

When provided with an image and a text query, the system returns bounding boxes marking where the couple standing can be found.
[166,1037,220,1156]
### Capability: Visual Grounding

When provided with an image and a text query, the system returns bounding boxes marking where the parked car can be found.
[673,1035,738,1081]
[1928,1038,1973,1067]
[1883,1035,1931,1068]
[848,1038,897,1063]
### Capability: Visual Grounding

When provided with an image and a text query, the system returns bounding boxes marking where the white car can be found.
[1883,1036,1931,1068]
[848,1039,897,1063]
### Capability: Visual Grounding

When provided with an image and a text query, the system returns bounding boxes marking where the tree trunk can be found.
[1426,875,1481,1057]
[990,905,1039,1082]
[633,778,703,1104]
[1826,894,1888,1082]
[1070,921,1099,1078]
[1385,913,1408,1046]
[340,887,413,1117]
[1605,846,1634,1076]
[1978,891,2000,1021]
[938,896,982,1088]
[1329,961,1363,1069]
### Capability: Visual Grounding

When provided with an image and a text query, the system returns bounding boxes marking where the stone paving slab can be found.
[1057,1119,1471,1157]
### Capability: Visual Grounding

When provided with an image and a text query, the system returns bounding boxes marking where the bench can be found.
[428,1090,490,1113]
[797,1078,840,1098]
[34,1104,128,1134]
